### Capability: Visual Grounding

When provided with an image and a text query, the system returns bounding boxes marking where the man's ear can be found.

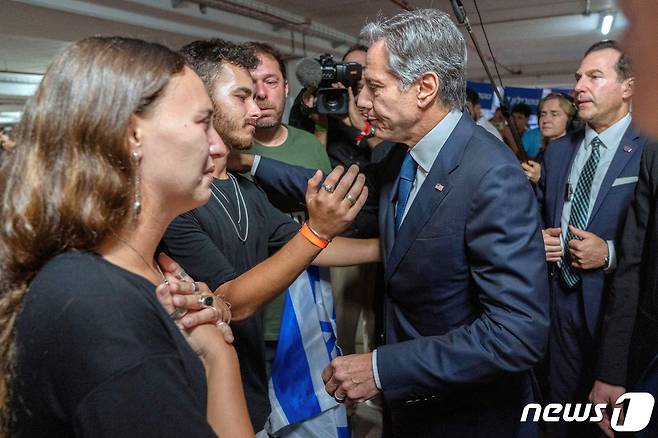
[416,72,440,109]
[622,77,634,100]
[284,80,289,99]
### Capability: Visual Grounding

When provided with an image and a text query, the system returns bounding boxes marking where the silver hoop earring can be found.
[132,151,141,215]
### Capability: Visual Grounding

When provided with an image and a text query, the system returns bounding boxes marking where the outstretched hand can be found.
[305,165,368,240]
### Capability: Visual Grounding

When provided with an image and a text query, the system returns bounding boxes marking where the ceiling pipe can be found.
[181,0,356,48]
[389,0,411,11]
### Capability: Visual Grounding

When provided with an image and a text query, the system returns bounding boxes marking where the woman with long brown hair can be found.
[0,36,252,437]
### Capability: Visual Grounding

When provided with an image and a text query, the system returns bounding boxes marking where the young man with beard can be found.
[161,39,380,434]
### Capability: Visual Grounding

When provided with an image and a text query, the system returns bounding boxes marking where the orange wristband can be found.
[300,223,330,249]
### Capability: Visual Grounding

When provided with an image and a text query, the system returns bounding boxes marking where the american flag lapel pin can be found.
[623,145,633,153]
[435,183,445,192]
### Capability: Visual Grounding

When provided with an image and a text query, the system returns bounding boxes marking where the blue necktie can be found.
[395,151,418,231]
[560,136,602,287]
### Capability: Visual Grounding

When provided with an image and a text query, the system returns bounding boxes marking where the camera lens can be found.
[326,96,340,111]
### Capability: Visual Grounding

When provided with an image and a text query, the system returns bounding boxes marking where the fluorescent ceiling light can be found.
[0,112,22,124]
[601,13,614,35]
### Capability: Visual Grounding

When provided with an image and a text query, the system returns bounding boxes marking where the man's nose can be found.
[248,98,262,118]
[254,81,267,100]
[209,127,228,158]
[357,85,372,111]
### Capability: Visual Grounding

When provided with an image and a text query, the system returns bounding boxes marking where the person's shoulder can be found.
[466,124,517,165]
[286,124,324,148]
[644,140,658,156]
[234,172,260,188]
[476,118,503,140]
[233,172,268,198]
[523,127,541,140]
[544,129,583,161]
[32,250,109,289]
[641,140,658,169]
[28,250,149,315]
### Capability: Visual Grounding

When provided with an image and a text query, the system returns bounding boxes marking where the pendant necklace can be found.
[114,233,167,284]
[210,174,249,242]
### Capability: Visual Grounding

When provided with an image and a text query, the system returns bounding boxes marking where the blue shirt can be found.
[522,128,542,158]
[400,110,463,223]
[559,113,633,271]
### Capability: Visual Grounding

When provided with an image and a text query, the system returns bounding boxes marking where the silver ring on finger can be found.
[169,307,188,320]
[191,281,199,293]
[216,320,227,328]
[198,294,214,308]
[345,193,356,206]
[208,306,220,321]
[322,183,334,193]
[335,393,346,402]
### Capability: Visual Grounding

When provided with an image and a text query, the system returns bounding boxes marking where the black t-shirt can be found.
[162,174,299,431]
[11,251,214,438]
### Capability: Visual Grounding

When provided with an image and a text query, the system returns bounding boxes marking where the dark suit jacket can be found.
[536,125,646,336]
[597,141,658,387]
[255,115,549,437]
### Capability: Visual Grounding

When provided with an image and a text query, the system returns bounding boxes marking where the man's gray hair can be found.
[361,9,466,110]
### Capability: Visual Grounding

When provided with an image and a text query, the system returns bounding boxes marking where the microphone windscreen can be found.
[295,58,322,89]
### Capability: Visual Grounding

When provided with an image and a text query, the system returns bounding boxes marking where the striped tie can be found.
[560,136,603,287]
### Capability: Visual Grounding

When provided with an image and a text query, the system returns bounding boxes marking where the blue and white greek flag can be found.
[265,266,349,438]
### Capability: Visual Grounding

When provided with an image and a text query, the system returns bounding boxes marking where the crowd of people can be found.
[0,1,656,437]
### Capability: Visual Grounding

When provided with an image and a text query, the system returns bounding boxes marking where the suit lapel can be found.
[381,146,407,262]
[588,126,642,226]
[385,115,473,281]
[552,131,584,227]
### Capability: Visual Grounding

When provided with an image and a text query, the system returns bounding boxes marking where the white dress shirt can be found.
[559,112,632,271]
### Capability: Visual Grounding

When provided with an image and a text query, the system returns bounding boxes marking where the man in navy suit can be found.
[536,40,646,437]
[589,3,658,436]
[236,9,549,436]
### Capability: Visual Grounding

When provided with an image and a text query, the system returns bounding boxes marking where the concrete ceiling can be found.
[0,0,626,123]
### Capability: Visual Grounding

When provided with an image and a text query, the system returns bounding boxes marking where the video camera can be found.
[296,53,362,115]
[315,54,362,114]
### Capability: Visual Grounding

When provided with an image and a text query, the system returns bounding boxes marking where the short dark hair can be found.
[342,44,368,61]
[465,88,480,106]
[511,103,531,118]
[179,39,259,93]
[246,42,287,81]
[584,40,632,81]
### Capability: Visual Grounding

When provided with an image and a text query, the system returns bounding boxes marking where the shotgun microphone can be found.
[450,0,527,161]
[450,0,467,25]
